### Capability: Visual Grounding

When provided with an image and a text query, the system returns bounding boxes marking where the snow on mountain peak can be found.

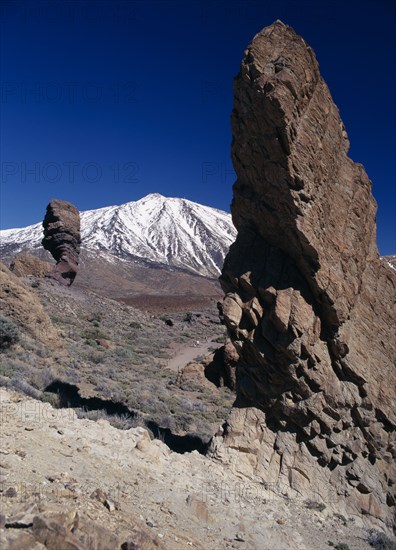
[0,194,237,277]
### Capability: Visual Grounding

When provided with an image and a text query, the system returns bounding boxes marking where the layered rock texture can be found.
[209,21,396,531]
[42,199,81,286]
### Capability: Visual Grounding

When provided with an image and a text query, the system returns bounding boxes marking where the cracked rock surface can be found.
[208,21,396,533]
[42,199,81,286]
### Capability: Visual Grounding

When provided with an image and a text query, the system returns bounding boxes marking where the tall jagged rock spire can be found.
[209,21,395,531]
[42,199,81,286]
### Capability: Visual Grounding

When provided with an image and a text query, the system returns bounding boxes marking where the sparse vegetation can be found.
[368,529,395,550]
[75,408,142,430]
[86,311,102,323]
[129,321,142,329]
[0,315,20,350]
[0,279,231,442]
[8,377,41,399]
[305,500,326,512]
[81,326,109,341]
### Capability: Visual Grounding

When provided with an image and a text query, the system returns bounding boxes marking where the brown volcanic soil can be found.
[121,294,221,313]
[74,250,222,312]
[3,247,223,308]
[74,250,222,305]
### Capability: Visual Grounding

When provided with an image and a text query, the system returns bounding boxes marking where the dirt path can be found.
[166,340,216,372]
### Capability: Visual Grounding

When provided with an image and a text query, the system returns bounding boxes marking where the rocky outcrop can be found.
[0,262,59,346]
[208,21,396,532]
[9,251,52,278]
[176,342,237,392]
[42,199,81,286]
[204,341,237,390]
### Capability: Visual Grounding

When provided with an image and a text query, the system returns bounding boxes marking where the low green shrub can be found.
[0,315,20,350]
[8,377,41,399]
[81,327,108,340]
[367,529,395,550]
[305,500,326,512]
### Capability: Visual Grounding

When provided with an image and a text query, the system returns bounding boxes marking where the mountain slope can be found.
[0,194,237,278]
[383,254,396,271]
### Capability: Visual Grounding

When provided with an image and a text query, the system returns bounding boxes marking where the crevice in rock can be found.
[45,380,133,416]
[203,347,235,391]
[375,408,395,433]
[44,380,208,455]
[146,421,210,455]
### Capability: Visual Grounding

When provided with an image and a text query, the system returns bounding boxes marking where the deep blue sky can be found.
[0,0,395,254]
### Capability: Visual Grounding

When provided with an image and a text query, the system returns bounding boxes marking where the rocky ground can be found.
[1,387,392,550]
[1,14,395,548]
[0,273,233,448]
[0,260,394,549]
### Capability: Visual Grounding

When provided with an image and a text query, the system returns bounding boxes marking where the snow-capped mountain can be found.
[384,255,396,271]
[0,194,237,278]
